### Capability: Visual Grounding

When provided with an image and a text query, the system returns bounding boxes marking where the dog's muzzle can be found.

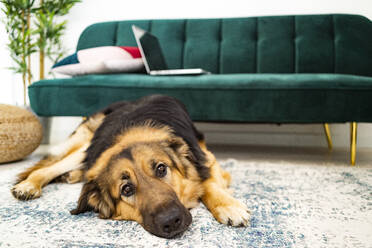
[142,200,192,238]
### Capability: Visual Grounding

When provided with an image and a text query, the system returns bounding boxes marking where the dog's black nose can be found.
[154,204,186,237]
[161,216,181,234]
[141,199,192,238]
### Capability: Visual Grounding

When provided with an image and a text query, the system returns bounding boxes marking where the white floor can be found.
[208,144,372,168]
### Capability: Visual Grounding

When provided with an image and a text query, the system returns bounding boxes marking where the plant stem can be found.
[23,72,27,105]
[39,0,44,80]
[40,49,44,80]
[21,9,26,105]
[27,9,32,85]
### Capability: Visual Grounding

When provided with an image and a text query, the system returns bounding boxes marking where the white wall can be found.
[0,10,14,105]
[1,0,372,147]
[63,0,372,55]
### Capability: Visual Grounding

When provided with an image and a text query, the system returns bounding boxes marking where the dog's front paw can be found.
[213,200,250,227]
[11,181,41,200]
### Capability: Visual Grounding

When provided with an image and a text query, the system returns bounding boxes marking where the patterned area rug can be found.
[0,155,371,248]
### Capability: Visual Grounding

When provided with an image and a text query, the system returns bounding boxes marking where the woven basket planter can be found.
[0,104,43,163]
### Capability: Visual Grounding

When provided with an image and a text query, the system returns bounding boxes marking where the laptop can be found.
[132,25,210,76]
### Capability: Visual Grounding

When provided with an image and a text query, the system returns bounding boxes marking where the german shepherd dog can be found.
[11,95,250,238]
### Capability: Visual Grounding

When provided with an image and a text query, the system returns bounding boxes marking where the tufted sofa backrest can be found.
[77,14,372,76]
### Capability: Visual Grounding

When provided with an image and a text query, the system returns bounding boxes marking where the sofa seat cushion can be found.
[29,73,372,123]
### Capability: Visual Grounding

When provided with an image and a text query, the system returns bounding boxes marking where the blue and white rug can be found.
[0,155,371,247]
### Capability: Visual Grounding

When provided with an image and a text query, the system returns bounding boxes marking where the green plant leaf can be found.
[1,0,80,83]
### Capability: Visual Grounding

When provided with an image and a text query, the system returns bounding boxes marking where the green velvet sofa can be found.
[29,14,372,164]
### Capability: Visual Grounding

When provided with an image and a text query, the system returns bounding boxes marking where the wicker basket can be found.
[0,104,43,163]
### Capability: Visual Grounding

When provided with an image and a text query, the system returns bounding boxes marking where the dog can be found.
[11,95,250,238]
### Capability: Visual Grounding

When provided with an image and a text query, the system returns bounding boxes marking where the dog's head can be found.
[71,125,209,238]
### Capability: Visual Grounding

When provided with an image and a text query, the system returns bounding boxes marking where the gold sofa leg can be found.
[350,122,357,166]
[323,123,333,151]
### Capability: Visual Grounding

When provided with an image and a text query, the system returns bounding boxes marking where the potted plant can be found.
[35,0,81,80]
[1,0,35,105]
[1,0,80,105]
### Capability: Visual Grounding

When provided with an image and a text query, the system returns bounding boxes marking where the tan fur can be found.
[200,146,250,226]
[11,115,102,200]
[12,144,88,200]
[16,155,60,184]
[102,143,177,219]
[12,113,250,229]
[48,115,102,158]
[171,170,204,209]
[114,202,143,223]
[81,133,205,224]
[164,143,204,209]
[84,113,105,132]
[86,125,173,181]
[65,169,84,184]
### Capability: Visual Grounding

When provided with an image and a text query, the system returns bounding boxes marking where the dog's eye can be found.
[155,162,167,178]
[121,183,135,197]
[121,173,130,180]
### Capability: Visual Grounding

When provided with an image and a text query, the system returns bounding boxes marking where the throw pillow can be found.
[52,46,144,76]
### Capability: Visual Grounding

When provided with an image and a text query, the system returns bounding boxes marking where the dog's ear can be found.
[169,136,210,180]
[169,136,189,157]
[70,180,114,219]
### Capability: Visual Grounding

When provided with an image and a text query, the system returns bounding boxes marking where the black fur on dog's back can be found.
[83,95,209,180]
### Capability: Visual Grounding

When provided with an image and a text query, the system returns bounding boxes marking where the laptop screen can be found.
[133,26,168,71]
